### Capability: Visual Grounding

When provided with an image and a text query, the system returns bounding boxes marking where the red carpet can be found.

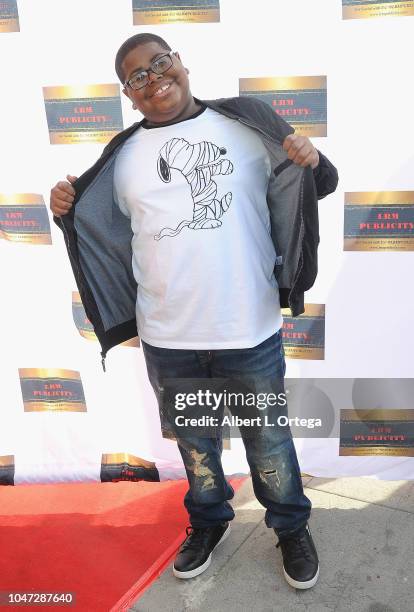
[0,478,245,611]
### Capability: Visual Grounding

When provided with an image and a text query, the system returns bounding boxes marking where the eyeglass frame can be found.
[124,51,176,91]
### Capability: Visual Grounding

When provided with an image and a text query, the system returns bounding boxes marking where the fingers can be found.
[58,181,75,196]
[282,133,299,154]
[66,174,78,184]
[283,134,318,167]
[50,177,77,217]
[298,151,316,168]
[51,203,71,217]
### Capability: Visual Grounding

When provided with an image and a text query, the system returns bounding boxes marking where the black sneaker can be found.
[275,524,319,589]
[173,522,231,579]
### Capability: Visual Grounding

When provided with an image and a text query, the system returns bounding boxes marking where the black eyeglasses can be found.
[125,51,175,91]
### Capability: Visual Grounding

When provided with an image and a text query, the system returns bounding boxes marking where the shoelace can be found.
[276,529,313,562]
[180,526,212,552]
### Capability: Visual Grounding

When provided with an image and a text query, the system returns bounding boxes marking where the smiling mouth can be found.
[151,82,173,98]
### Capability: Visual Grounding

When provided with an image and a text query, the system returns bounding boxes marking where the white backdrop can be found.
[1,0,413,484]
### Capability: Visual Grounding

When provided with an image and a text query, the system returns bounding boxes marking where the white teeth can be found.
[154,83,171,96]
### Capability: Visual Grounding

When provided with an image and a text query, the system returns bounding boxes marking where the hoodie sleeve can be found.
[312,150,339,200]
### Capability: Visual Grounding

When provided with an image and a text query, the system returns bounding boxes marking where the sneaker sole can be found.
[173,523,231,579]
[282,564,320,590]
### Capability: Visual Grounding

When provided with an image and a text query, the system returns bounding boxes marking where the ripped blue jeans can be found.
[142,330,311,539]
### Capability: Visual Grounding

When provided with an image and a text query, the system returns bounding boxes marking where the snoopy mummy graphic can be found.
[154,137,234,240]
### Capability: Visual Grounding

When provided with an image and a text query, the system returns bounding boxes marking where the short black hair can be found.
[115,33,172,84]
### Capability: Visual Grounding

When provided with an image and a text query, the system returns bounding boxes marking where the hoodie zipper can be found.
[59,215,109,372]
[227,111,303,306]
[226,109,307,314]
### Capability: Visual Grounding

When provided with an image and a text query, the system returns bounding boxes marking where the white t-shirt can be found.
[113,106,282,349]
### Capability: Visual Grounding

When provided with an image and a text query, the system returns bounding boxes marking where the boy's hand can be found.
[283,134,319,169]
[50,174,78,217]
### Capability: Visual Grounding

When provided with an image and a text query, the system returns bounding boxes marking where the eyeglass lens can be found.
[129,54,172,90]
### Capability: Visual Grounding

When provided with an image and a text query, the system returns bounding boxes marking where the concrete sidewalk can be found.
[132,476,414,612]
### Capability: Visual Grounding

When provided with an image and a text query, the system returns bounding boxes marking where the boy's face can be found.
[121,41,191,124]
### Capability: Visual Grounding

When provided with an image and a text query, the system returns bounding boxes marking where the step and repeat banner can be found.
[0,0,413,485]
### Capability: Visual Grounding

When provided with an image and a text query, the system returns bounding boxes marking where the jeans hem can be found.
[190,518,234,529]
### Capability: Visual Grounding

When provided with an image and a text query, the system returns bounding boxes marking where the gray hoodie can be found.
[53,95,339,370]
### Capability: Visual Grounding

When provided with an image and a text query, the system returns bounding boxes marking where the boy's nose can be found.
[148,70,162,83]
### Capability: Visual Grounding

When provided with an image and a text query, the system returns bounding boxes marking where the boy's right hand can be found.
[50,174,78,217]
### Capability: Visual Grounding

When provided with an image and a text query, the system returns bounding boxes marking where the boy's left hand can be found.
[283,134,319,169]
